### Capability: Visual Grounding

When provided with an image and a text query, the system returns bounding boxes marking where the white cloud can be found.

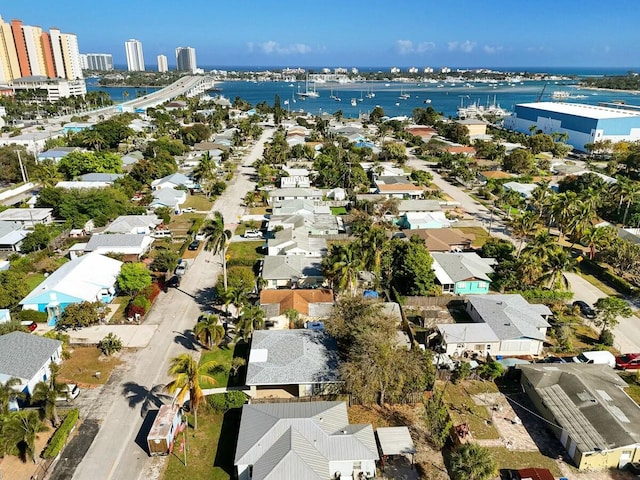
[394,40,436,55]
[483,45,504,54]
[448,40,476,53]
[247,41,312,55]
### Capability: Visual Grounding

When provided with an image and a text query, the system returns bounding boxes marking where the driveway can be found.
[64,129,273,480]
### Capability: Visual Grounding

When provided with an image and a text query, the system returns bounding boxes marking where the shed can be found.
[147,404,182,456]
[376,426,416,469]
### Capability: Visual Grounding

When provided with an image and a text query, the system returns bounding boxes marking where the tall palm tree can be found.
[522,230,557,263]
[225,286,247,320]
[322,243,363,295]
[31,363,67,427]
[527,181,551,220]
[508,211,540,257]
[0,377,25,415]
[540,247,577,290]
[581,226,616,260]
[450,443,497,480]
[165,354,217,430]
[194,314,225,349]
[358,226,388,277]
[235,304,265,342]
[567,200,596,245]
[2,411,47,463]
[203,212,232,290]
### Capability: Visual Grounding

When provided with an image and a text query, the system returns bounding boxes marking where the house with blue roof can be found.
[431,252,495,294]
[19,252,122,325]
[37,146,83,164]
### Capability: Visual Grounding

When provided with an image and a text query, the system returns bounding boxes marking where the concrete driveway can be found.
[64,129,273,480]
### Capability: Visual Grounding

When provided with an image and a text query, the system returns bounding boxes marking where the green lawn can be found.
[457,226,491,248]
[227,241,264,267]
[25,273,46,290]
[486,447,562,476]
[330,206,347,215]
[163,408,241,480]
[619,372,640,405]
[199,346,235,389]
[442,380,500,440]
[182,194,213,211]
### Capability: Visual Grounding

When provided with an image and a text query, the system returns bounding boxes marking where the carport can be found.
[376,426,416,470]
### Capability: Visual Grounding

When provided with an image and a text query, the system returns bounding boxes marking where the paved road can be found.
[66,129,271,480]
[408,154,640,353]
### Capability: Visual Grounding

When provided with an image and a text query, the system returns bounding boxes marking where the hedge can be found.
[517,289,573,304]
[579,260,637,296]
[42,408,79,459]
[17,310,48,323]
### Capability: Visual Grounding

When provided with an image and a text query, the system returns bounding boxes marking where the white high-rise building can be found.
[157,54,168,73]
[49,28,66,79]
[21,25,46,76]
[175,46,196,73]
[84,53,113,71]
[125,39,144,71]
[60,33,83,79]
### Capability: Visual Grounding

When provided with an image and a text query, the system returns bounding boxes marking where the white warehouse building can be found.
[504,102,640,152]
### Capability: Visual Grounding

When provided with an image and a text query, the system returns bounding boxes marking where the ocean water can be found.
[87,70,640,119]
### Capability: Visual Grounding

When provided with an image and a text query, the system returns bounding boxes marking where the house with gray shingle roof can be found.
[0,331,62,397]
[84,233,154,261]
[235,401,378,480]
[267,229,328,257]
[431,252,495,294]
[437,294,551,357]
[102,215,162,235]
[261,256,324,289]
[246,330,340,398]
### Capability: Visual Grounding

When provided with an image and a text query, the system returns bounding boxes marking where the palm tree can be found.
[540,247,577,290]
[283,308,300,329]
[0,377,25,415]
[527,181,551,220]
[31,363,67,427]
[567,200,596,245]
[225,286,247,320]
[2,410,47,463]
[235,304,265,342]
[165,354,217,430]
[508,211,540,257]
[358,226,388,276]
[194,314,225,349]
[524,230,557,263]
[581,226,616,260]
[203,212,232,290]
[450,443,497,480]
[322,243,363,295]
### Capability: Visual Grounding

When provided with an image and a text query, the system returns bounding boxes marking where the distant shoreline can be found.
[580,86,640,95]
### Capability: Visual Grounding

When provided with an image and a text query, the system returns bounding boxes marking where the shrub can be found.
[478,360,504,381]
[451,361,472,384]
[143,282,162,303]
[98,333,122,356]
[598,329,615,346]
[42,409,79,459]
[207,391,247,412]
[150,249,178,273]
[17,310,48,323]
[130,295,151,312]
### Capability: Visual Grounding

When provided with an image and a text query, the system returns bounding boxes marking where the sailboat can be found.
[297,74,319,99]
[366,86,375,99]
[399,86,410,100]
[359,91,364,102]
[350,98,357,107]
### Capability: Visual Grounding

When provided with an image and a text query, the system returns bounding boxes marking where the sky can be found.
[1,0,638,69]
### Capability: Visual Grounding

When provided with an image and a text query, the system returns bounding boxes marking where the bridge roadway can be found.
[117,75,216,111]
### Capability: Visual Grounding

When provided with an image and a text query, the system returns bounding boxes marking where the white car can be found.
[57,384,80,402]
[175,260,188,276]
[182,207,196,213]
[243,230,263,238]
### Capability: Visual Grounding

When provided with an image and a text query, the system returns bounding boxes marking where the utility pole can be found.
[16,150,28,183]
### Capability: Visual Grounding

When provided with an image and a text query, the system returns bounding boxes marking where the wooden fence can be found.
[404,295,465,307]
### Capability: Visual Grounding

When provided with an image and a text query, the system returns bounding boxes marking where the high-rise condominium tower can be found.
[175,46,197,73]
[157,54,168,73]
[125,39,145,71]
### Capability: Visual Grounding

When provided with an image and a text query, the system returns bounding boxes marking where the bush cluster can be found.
[42,409,79,459]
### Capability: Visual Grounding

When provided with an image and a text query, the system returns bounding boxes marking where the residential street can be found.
[408,153,640,353]
[64,129,272,480]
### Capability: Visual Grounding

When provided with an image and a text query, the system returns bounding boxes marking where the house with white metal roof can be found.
[19,252,122,326]
[235,401,378,480]
[0,221,29,252]
[102,215,162,235]
[246,330,341,398]
[437,294,551,357]
[519,363,640,470]
[398,211,450,229]
[0,208,53,227]
[151,172,197,191]
[84,233,154,261]
[267,188,323,205]
[0,331,63,396]
[267,229,328,257]
[149,187,187,210]
[431,252,494,294]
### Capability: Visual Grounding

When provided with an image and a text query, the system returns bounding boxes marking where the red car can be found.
[28,322,38,332]
[616,353,640,370]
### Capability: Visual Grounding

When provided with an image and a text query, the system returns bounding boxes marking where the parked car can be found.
[188,240,201,251]
[151,230,172,239]
[182,207,196,213]
[541,356,567,364]
[56,384,80,402]
[175,260,188,276]
[21,321,38,332]
[166,275,181,288]
[572,350,616,368]
[624,462,640,475]
[573,300,596,319]
[243,230,263,238]
[616,353,640,370]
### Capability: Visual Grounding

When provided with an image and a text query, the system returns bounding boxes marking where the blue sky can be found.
[1,0,638,68]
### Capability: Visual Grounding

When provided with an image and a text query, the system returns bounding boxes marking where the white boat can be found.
[457,95,509,119]
[399,87,410,100]
[552,91,570,100]
[366,87,375,98]
[395,102,400,106]
[297,74,319,98]
[424,99,432,104]
[351,98,357,106]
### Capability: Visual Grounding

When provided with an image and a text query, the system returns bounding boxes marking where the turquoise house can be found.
[399,212,450,229]
[431,252,495,295]
[19,252,122,326]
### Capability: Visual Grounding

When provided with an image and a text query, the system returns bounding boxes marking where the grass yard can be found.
[227,241,264,267]
[248,206,268,215]
[25,272,46,291]
[486,447,562,476]
[330,206,347,215]
[456,226,491,248]
[619,372,640,405]
[182,194,213,211]
[576,270,618,296]
[199,343,250,389]
[58,346,121,386]
[163,407,241,480]
[442,380,500,440]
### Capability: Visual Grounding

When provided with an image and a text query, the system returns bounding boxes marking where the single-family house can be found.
[272,199,324,217]
[503,181,538,199]
[280,167,311,189]
[246,329,341,398]
[0,331,63,397]
[36,146,82,164]
[149,188,187,211]
[260,289,334,328]
[456,118,488,137]
[151,172,197,191]
[0,131,58,154]
[62,121,96,134]
[0,221,29,252]
[431,252,495,294]
[477,170,513,184]
[361,162,405,178]
[0,208,53,227]
[19,252,122,325]
[78,173,125,183]
[374,177,425,199]
[437,294,551,357]
[261,256,324,289]
[267,229,328,257]
[121,151,144,170]
[56,180,112,190]
[84,234,154,261]
[401,228,475,252]
[102,215,162,235]
[405,125,437,141]
[398,211,450,229]
[267,214,314,232]
[444,145,476,156]
[397,199,442,215]
[519,363,640,470]
[235,401,378,480]
[268,188,323,205]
